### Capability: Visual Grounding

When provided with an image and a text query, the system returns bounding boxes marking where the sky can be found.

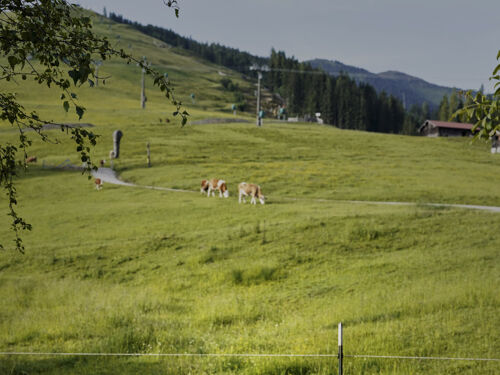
[75,0,500,92]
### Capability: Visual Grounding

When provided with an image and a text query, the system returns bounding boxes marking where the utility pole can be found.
[139,56,149,109]
[250,64,268,127]
[141,66,146,109]
[256,72,262,126]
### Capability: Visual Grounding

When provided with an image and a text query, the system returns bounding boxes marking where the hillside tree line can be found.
[112,13,472,135]
[266,50,407,133]
[108,12,267,71]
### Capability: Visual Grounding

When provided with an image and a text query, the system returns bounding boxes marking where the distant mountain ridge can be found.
[308,58,458,110]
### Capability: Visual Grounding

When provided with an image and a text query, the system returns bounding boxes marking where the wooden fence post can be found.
[146,142,151,167]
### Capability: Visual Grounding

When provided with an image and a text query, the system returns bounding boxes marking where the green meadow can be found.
[1,11,500,375]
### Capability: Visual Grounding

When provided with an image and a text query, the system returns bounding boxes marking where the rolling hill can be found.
[1,9,499,375]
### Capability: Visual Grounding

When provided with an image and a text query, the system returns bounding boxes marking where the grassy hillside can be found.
[1,11,500,375]
[0,11,256,127]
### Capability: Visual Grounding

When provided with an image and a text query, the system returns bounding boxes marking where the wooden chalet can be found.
[419,120,475,137]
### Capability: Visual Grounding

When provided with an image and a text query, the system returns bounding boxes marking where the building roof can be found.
[419,120,475,132]
[428,120,475,130]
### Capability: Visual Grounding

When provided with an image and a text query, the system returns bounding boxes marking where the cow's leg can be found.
[239,190,247,203]
[219,190,222,198]
[251,195,256,204]
[239,190,242,203]
[207,186,212,198]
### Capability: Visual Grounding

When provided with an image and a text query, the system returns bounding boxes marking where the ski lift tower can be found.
[250,64,269,127]
[138,56,150,109]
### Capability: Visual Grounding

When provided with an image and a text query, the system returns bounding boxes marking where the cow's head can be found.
[223,190,229,198]
[259,195,265,205]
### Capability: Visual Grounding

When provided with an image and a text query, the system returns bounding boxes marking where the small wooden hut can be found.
[419,120,475,137]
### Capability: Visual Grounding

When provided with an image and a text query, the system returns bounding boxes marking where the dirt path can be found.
[92,167,500,213]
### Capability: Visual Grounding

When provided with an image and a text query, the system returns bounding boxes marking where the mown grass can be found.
[1,10,500,375]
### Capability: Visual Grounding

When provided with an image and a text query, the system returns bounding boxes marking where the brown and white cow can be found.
[201,179,209,195]
[238,182,265,205]
[95,178,103,190]
[201,178,229,198]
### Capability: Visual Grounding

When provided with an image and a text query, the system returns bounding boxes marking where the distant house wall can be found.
[438,127,472,137]
[419,120,474,137]
[420,124,439,137]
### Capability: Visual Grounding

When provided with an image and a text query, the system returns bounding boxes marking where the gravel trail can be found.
[92,168,500,213]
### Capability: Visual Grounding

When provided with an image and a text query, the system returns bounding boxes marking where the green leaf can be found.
[68,70,79,85]
[63,101,69,112]
[70,93,77,99]
[493,64,500,76]
[8,56,19,69]
[76,105,85,120]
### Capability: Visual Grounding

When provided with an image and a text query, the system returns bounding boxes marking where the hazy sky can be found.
[75,0,500,92]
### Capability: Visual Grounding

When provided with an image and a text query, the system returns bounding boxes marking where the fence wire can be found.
[0,352,498,362]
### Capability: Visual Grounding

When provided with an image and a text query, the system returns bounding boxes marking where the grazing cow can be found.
[201,178,229,198]
[26,156,37,163]
[95,178,103,190]
[200,179,209,195]
[238,182,265,205]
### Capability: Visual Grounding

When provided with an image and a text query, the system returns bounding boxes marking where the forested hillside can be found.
[266,49,406,133]
[108,13,411,134]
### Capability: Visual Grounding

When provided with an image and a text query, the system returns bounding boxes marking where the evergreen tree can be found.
[449,90,459,120]
[421,101,430,120]
[321,77,336,125]
[438,95,450,121]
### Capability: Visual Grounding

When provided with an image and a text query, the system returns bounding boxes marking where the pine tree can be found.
[438,95,450,121]
[449,90,459,120]
[421,102,430,120]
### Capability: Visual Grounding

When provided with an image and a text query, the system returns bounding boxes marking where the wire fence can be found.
[1,351,498,362]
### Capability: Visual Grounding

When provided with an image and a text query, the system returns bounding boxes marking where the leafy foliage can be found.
[0,0,187,252]
[455,51,500,139]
